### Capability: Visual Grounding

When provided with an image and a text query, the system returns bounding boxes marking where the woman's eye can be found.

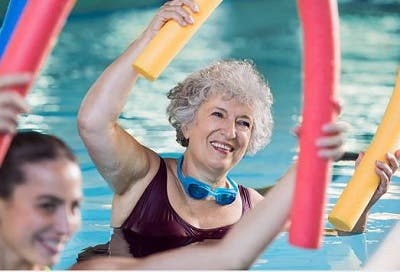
[237,120,251,128]
[71,201,81,214]
[39,203,57,213]
[211,111,223,118]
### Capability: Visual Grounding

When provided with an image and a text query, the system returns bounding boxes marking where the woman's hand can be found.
[316,121,348,161]
[344,150,400,234]
[144,0,199,38]
[0,74,31,134]
[356,150,400,207]
[293,121,348,161]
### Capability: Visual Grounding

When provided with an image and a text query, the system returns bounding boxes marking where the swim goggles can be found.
[176,155,238,206]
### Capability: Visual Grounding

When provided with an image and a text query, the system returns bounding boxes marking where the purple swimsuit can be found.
[116,157,252,257]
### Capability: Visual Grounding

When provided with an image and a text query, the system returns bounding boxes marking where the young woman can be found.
[0,131,82,270]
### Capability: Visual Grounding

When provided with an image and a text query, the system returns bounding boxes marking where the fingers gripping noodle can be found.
[329,68,400,231]
[132,0,223,81]
[0,0,27,58]
[0,0,76,166]
[289,0,340,248]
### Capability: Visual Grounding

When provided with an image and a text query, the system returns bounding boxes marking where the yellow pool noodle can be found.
[328,68,400,231]
[132,0,222,81]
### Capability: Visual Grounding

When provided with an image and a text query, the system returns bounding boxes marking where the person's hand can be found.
[144,0,199,38]
[343,150,400,234]
[356,150,400,207]
[316,121,348,161]
[0,73,31,134]
[293,121,348,161]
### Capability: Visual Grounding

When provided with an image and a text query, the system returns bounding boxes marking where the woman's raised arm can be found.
[77,0,199,194]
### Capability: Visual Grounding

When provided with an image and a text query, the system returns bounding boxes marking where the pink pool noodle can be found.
[289,0,340,248]
[0,0,76,165]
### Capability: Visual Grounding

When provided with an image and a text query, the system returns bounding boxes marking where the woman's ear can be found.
[182,124,190,139]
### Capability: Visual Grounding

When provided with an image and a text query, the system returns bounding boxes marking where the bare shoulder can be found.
[246,187,264,208]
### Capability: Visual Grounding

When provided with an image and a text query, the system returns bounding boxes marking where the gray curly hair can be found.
[166,59,273,155]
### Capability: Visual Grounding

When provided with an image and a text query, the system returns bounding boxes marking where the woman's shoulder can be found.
[245,186,264,208]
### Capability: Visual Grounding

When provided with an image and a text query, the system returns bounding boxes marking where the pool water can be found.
[6,0,399,269]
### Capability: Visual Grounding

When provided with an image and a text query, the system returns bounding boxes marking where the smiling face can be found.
[0,158,82,269]
[183,92,254,174]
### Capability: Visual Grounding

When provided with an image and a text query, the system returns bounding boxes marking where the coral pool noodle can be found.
[0,0,76,165]
[289,0,340,249]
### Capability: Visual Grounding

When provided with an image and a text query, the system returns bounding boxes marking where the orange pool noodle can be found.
[289,0,340,249]
[0,0,76,166]
[328,68,400,231]
[132,0,222,81]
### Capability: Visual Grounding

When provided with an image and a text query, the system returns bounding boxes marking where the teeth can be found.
[211,142,232,151]
[38,237,65,253]
[45,240,61,248]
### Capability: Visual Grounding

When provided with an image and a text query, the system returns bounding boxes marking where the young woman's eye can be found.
[71,201,81,214]
[211,111,223,118]
[38,202,57,214]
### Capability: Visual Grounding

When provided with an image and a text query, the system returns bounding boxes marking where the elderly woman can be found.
[77,0,397,258]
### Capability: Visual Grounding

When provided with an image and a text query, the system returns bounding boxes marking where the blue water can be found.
[6,0,399,269]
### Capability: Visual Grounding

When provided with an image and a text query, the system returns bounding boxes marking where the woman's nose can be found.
[220,119,236,139]
[54,208,80,236]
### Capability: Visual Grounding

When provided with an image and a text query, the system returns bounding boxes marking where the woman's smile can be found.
[210,140,234,154]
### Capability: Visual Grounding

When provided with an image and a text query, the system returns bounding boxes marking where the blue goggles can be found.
[177,155,238,206]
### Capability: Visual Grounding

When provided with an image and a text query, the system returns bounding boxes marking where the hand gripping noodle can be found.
[132,0,223,81]
[0,0,27,58]
[289,0,340,248]
[329,68,400,231]
[0,0,76,166]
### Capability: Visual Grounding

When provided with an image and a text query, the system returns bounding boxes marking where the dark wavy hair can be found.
[0,131,77,199]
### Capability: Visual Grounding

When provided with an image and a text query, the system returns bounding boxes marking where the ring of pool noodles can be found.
[0,0,76,166]
[289,0,340,249]
[132,0,223,81]
[0,0,27,59]
[329,68,400,231]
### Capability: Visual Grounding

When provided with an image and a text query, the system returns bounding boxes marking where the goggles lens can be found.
[215,192,236,205]
[188,184,209,199]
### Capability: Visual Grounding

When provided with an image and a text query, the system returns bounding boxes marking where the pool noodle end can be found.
[132,0,222,81]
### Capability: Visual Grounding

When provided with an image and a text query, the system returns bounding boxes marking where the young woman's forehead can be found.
[17,160,82,198]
